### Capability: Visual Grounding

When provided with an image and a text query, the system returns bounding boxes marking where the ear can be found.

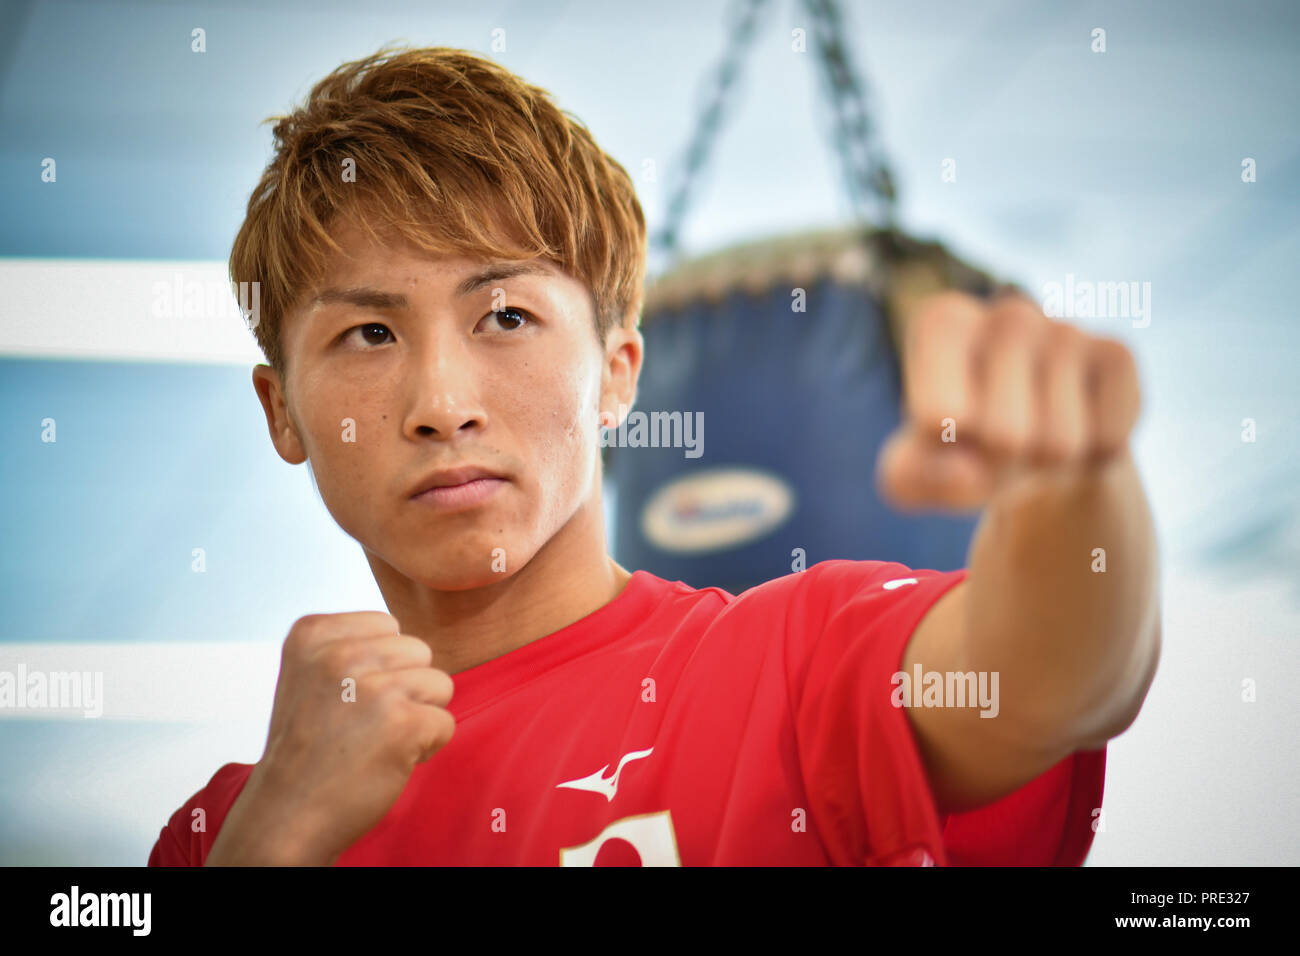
[251,364,308,465]
[599,320,644,429]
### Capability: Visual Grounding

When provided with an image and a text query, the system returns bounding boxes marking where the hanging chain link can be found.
[800,0,899,239]
[651,0,772,268]
[651,0,901,270]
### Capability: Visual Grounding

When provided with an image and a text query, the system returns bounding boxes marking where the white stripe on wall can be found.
[0,642,280,721]
[0,259,266,365]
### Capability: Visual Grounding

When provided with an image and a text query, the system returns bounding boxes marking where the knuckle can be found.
[287,614,332,651]
[983,428,1023,456]
[412,708,454,764]
[1037,431,1080,463]
[914,290,982,337]
[280,632,302,663]
[282,622,314,661]
[294,612,330,634]
[987,298,1044,340]
[401,636,434,667]
[369,611,402,635]
[374,678,409,715]
[432,706,456,746]
[435,670,455,705]
[375,697,415,740]
[393,712,424,755]
[1091,337,1137,377]
[1043,321,1089,359]
[982,415,1030,453]
[315,639,355,676]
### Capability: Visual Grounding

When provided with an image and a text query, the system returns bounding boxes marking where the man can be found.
[149,44,1158,866]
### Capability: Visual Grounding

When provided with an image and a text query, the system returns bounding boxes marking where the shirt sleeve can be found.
[147,762,257,866]
[786,559,1106,866]
[940,745,1106,866]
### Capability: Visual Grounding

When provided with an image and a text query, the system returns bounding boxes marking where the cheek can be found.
[295,380,387,503]
[512,363,600,479]
[557,366,603,454]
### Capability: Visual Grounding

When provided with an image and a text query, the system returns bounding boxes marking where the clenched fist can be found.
[206,612,455,865]
[876,290,1141,511]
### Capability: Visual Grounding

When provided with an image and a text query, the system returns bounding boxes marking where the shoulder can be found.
[665,560,966,678]
[655,559,966,644]
[770,560,968,695]
[738,559,965,626]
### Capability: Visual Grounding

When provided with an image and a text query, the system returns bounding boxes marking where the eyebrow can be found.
[311,261,555,310]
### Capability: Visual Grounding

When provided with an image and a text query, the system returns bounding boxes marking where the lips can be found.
[408,465,507,498]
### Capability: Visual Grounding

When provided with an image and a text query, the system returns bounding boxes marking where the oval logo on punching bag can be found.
[640,467,795,553]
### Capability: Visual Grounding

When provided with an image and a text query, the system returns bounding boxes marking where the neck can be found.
[364,496,633,675]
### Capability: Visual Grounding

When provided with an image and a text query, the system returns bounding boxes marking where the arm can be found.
[877,291,1161,814]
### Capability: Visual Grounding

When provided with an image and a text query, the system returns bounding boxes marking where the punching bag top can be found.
[643,225,887,316]
[641,224,1026,352]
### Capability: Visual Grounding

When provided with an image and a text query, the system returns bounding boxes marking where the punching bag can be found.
[607,225,1013,595]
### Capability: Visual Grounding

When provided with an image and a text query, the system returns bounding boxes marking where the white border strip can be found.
[0,643,280,721]
[0,259,266,365]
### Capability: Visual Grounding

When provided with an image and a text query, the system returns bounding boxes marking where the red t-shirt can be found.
[149,560,1105,866]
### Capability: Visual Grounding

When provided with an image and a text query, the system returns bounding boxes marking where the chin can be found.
[416,565,515,591]
[400,538,529,591]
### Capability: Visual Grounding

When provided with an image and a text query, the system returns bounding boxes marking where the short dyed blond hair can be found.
[230,45,647,375]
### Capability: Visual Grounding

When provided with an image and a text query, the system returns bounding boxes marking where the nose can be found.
[401,335,488,440]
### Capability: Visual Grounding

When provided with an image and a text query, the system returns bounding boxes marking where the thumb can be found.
[875,423,993,512]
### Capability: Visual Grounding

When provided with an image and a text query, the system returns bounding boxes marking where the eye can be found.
[478,307,533,333]
[340,322,394,348]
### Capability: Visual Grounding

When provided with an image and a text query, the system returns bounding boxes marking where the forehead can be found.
[290,213,596,322]
[323,213,552,273]
[280,206,601,353]
[296,214,578,315]
[308,260,565,316]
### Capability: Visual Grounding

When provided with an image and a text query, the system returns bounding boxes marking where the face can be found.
[252,216,642,591]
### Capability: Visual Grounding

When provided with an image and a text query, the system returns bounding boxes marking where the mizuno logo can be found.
[556,747,654,802]
[882,577,918,590]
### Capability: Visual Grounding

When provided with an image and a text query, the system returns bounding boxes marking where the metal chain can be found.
[651,0,772,267]
[800,0,899,237]
[651,0,901,270]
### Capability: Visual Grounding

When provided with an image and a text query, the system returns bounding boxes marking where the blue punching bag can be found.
[607,226,1013,595]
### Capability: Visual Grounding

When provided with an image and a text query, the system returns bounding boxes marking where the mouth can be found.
[408,466,509,513]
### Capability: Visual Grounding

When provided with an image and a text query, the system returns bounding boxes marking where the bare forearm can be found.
[205,765,339,866]
[963,448,1160,753]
